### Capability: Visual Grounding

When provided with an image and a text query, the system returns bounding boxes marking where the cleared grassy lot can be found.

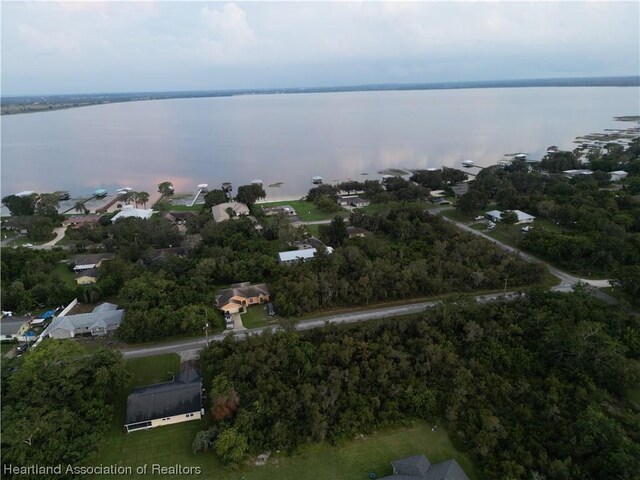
[96,419,478,480]
[257,200,348,222]
[93,354,480,480]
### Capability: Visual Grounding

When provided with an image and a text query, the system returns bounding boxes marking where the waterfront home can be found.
[337,195,370,208]
[111,206,155,222]
[262,205,297,216]
[211,202,250,222]
[63,214,101,229]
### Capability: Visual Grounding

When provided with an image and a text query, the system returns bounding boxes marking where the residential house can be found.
[485,210,535,225]
[215,283,270,314]
[346,226,370,238]
[278,247,334,264]
[262,205,298,216]
[141,247,188,266]
[380,454,470,480]
[562,169,593,178]
[610,170,628,182]
[41,302,124,339]
[70,253,114,272]
[111,206,155,222]
[163,211,198,225]
[124,368,203,433]
[337,195,370,208]
[75,267,100,285]
[450,183,470,197]
[0,318,35,342]
[211,202,250,222]
[63,214,101,229]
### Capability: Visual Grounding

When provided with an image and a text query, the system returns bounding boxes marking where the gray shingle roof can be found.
[125,376,202,425]
[382,455,470,480]
[392,455,431,478]
[215,283,270,308]
[424,459,470,480]
[42,309,124,337]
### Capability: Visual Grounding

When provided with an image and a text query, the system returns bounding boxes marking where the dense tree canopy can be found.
[1,341,129,479]
[201,290,640,479]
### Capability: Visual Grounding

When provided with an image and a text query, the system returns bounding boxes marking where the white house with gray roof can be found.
[41,302,124,339]
[381,454,470,480]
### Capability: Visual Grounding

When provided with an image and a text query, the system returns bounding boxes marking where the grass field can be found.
[257,200,348,222]
[96,419,479,480]
[94,355,480,480]
[52,263,77,289]
[241,304,277,329]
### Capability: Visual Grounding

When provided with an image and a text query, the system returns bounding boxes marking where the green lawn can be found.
[52,263,77,289]
[1,343,16,357]
[94,354,480,480]
[1,228,17,240]
[439,208,475,223]
[241,304,277,329]
[95,420,479,480]
[257,200,348,222]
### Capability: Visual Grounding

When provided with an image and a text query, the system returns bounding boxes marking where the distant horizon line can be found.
[3,75,639,99]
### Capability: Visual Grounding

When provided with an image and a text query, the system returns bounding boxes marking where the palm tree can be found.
[74,201,88,215]
[136,191,150,209]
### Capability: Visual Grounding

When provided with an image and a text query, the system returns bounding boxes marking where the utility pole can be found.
[203,307,209,346]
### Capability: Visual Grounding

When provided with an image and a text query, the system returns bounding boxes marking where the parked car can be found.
[486,221,496,231]
[267,303,275,317]
[16,344,29,356]
[521,226,533,233]
[473,215,485,221]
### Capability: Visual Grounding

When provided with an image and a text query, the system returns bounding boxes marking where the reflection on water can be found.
[1,87,638,200]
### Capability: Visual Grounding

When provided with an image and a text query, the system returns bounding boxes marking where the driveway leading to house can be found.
[231,312,245,332]
[41,226,67,247]
[120,291,526,359]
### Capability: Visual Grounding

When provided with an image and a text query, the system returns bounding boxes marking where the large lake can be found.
[1,87,638,201]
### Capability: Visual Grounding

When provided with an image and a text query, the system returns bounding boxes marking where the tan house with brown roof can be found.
[215,282,270,314]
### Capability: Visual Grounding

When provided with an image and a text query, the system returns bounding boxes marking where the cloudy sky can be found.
[2,1,638,96]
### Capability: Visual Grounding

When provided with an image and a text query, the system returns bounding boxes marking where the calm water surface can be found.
[1,87,638,200]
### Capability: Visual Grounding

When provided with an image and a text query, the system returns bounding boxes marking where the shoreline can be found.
[3,76,638,116]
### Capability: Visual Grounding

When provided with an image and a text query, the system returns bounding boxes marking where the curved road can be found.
[119,208,621,359]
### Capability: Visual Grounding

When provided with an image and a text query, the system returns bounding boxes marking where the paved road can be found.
[119,208,623,359]
[435,211,612,290]
[120,291,522,359]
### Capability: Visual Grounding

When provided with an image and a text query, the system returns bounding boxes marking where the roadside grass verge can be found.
[256,200,348,222]
[439,208,474,223]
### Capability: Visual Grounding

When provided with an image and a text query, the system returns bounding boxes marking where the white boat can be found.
[312,176,323,185]
[251,179,263,186]
[197,183,209,190]
[462,160,475,168]
[116,187,133,195]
